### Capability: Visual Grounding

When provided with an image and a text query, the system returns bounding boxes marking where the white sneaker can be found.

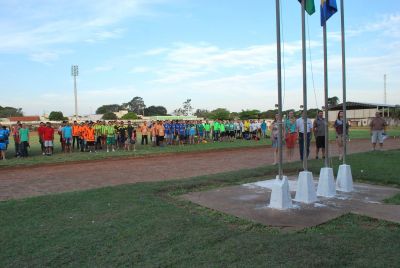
[107,149,109,152]
[112,149,115,152]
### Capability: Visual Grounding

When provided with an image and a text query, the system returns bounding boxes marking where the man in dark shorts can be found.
[313,110,326,159]
[117,121,127,150]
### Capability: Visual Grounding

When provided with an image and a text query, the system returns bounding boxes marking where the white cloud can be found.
[0,1,169,59]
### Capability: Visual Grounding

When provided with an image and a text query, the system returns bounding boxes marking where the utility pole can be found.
[384,74,387,105]
[71,65,79,121]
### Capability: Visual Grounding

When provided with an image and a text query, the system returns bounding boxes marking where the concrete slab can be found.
[182,178,400,231]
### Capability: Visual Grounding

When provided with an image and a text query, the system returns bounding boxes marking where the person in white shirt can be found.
[296,113,313,161]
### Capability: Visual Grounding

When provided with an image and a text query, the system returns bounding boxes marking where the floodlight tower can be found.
[71,65,79,120]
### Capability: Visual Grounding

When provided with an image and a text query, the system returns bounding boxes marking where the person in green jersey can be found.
[106,121,116,152]
[219,120,226,142]
[100,121,107,148]
[212,120,220,142]
[19,123,29,157]
[203,120,211,140]
[196,121,205,143]
[228,120,235,142]
[94,121,102,150]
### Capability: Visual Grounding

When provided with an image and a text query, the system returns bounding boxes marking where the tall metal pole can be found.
[71,65,79,121]
[340,0,347,164]
[275,0,283,179]
[384,74,387,104]
[301,0,308,171]
[323,24,329,167]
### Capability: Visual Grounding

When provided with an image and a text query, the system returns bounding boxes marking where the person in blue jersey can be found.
[171,121,177,143]
[188,121,196,145]
[178,121,186,146]
[164,120,171,145]
[261,120,267,139]
[62,121,73,153]
[0,124,10,160]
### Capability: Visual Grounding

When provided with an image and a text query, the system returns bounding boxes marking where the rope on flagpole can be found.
[280,0,287,108]
[306,14,320,109]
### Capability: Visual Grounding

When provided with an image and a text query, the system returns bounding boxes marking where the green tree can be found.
[328,96,340,106]
[194,109,210,118]
[230,112,239,119]
[121,112,138,120]
[182,99,193,116]
[260,109,278,119]
[48,111,66,121]
[144,106,168,116]
[96,104,121,114]
[102,112,118,120]
[0,106,23,117]
[209,108,230,120]
[122,96,146,114]
[307,108,319,118]
[239,109,261,120]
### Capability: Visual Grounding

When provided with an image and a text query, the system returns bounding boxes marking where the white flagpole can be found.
[336,0,354,192]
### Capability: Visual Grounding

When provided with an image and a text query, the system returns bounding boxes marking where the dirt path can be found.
[0,138,399,201]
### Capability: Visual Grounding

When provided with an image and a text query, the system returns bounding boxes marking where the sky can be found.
[0,0,399,116]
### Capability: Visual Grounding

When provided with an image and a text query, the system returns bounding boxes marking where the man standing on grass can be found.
[370,112,387,151]
[19,123,29,157]
[296,111,313,161]
[43,122,54,156]
[0,124,9,160]
[72,121,80,151]
[37,122,46,155]
[313,110,326,159]
[62,122,73,153]
[106,121,116,152]
[140,122,149,145]
[12,121,21,157]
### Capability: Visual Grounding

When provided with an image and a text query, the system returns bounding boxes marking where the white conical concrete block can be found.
[336,164,353,192]
[317,167,336,197]
[268,176,293,210]
[294,171,317,203]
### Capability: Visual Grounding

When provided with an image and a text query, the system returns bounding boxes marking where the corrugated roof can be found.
[329,102,398,110]
[9,116,41,122]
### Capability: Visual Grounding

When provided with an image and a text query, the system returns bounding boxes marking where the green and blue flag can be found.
[320,0,337,26]
[298,0,315,15]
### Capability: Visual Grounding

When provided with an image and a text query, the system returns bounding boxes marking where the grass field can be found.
[1,127,400,168]
[1,150,399,267]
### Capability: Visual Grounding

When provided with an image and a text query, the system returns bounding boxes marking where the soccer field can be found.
[0,150,399,266]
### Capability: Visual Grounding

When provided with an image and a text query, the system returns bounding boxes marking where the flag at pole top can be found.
[298,0,316,15]
[320,0,337,26]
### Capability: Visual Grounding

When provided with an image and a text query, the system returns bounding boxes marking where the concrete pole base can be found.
[336,164,353,192]
[268,175,293,210]
[295,171,318,204]
[317,167,336,197]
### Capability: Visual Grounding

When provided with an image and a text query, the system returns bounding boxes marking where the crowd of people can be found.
[0,111,388,163]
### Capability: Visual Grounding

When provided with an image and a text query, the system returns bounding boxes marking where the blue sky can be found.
[0,0,399,116]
